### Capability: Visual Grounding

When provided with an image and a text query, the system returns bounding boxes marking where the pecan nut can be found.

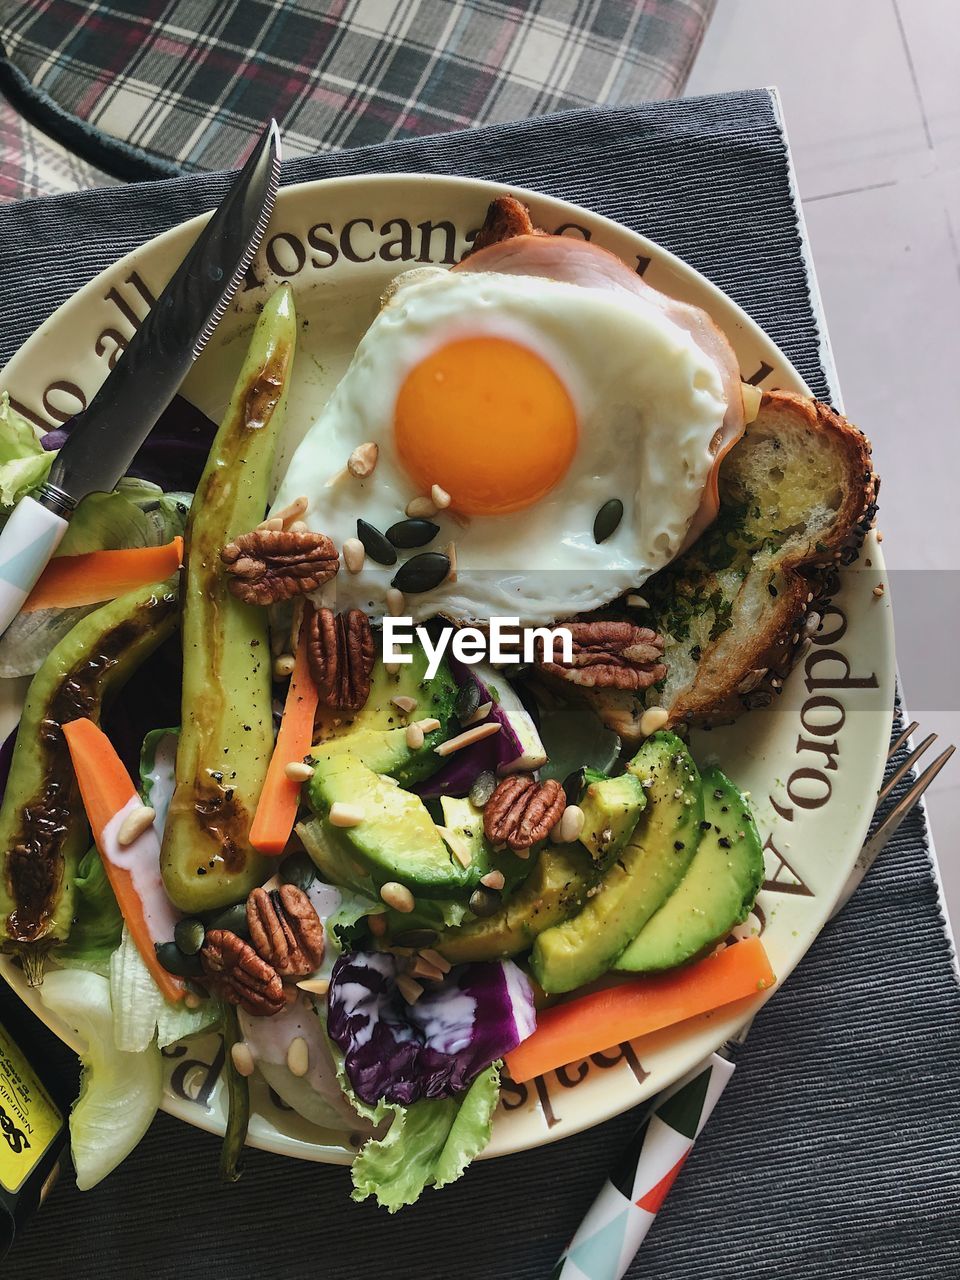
[247,884,325,978]
[221,529,339,606]
[538,621,667,690]
[200,928,284,1016]
[483,775,566,852]
[307,607,375,712]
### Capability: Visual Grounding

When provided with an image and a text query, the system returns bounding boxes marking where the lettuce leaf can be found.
[57,846,123,975]
[109,929,218,1052]
[348,1062,501,1212]
[0,392,52,507]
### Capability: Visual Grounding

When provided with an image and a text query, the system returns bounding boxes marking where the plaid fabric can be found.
[0,0,714,174]
[0,90,120,200]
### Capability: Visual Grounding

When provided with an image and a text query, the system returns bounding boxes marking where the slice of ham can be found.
[454,202,745,548]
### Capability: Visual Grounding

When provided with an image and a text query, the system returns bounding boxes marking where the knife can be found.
[0,119,282,636]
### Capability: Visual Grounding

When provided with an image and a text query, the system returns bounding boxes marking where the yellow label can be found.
[0,1024,63,1194]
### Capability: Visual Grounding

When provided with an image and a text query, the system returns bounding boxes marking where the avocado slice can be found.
[530,731,704,994]
[615,766,763,973]
[311,723,444,788]
[315,642,457,742]
[437,844,595,964]
[578,769,647,865]
[306,750,471,896]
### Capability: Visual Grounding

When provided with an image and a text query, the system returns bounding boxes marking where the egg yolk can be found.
[394,336,577,515]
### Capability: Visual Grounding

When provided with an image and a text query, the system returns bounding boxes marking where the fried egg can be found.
[272,262,732,626]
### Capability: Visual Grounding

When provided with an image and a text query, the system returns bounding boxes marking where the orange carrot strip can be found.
[23,537,184,612]
[62,718,184,1003]
[249,625,319,855]
[505,937,774,1084]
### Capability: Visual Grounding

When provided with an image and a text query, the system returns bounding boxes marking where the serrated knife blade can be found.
[42,118,281,511]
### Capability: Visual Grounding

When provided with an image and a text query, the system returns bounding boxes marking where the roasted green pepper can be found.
[161,285,297,913]
[0,577,179,976]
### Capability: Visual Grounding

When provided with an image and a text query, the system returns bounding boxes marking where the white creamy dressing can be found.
[101,797,180,944]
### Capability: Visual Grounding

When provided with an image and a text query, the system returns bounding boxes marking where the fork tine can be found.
[877,732,937,805]
[831,743,956,919]
[888,720,919,761]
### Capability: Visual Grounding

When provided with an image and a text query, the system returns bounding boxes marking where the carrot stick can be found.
[505,937,774,1083]
[62,718,184,1003]
[23,538,184,612]
[249,624,319,855]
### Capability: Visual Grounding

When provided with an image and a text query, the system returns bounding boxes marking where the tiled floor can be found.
[687,0,960,928]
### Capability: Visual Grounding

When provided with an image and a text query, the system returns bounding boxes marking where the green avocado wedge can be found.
[615,766,763,973]
[530,731,704,994]
[315,643,457,748]
[437,844,595,964]
[578,769,647,866]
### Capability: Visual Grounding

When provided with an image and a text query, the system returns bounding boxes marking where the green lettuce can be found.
[333,1032,501,1211]
[57,846,123,975]
[0,392,53,507]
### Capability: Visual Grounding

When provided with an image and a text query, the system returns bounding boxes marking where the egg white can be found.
[272,269,727,626]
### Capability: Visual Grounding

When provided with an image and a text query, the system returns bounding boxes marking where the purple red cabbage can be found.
[328,950,536,1106]
[42,394,216,493]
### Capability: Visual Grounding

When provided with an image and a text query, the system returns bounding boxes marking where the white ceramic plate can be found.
[0,175,894,1164]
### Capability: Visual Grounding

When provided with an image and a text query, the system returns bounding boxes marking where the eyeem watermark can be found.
[382,617,573,680]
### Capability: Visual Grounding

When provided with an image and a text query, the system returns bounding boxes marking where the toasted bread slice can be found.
[544,391,878,741]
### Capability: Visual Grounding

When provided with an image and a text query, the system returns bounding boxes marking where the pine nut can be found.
[463,700,492,726]
[284,761,315,783]
[287,1036,310,1077]
[406,495,437,518]
[405,723,425,750]
[273,495,309,526]
[553,804,585,845]
[380,881,415,913]
[480,870,505,891]
[437,826,472,868]
[445,540,457,583]
[184,991,203,1010]
[117,805,156,847]
[626,593,650,608]
[639,706,669,737]
[434,722,500,757]
[379,773,401,787]
[396,974,424,1004]
[256,515,284,532]
[368,913,387,937]
[385,661,401,676]
[391,695,418,715]
[329,802,363,827]
[386,587,405,616]
[288,520,309,533]
[273,653,296,679]
[297,977,330,996]
[325,466,349,488]
[417,717,441,734]
[231,1041,255,1077]
[343,537,366,574]
[419,948,452,974]
[348,441,379,478]
[409,956,446,983]
[431,483,451,510]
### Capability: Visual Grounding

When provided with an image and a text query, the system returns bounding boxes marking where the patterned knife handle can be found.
[0,495,69,635]
[555,1052,736,1280]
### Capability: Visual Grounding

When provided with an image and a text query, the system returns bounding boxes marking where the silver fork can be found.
[557,722,956,1280]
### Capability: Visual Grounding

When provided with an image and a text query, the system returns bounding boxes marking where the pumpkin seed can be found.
[593,498,624,544]
[391,552,450,594]
[455,680,482,722]
[356,518,397,566]
[469,886,502,918]
[469,770,497,808]
[280,851,318,892]
[155,941,203,978]
[562,767,585,807]
[174,918,205,956]
[205,901,251,940]
[386,518,440,549]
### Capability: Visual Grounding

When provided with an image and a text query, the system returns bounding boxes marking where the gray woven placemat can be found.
[2,90,958,1279]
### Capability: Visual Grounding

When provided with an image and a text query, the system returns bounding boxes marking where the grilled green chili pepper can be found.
[0,577,179,979]
[219,1003,250,1183]
[160,285,297,913]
